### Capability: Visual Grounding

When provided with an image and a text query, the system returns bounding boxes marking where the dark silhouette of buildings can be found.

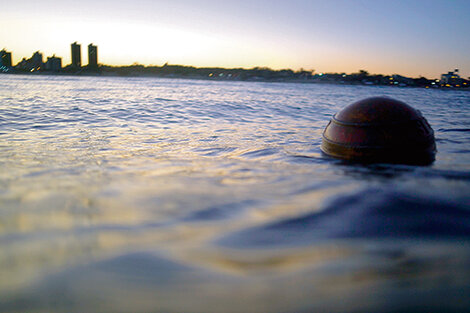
[440,69,465,87]
[45,55,62,72]
[16,51,44,72]
[88,43,98,69]
[0,49,12,68]
[71,42,81,68]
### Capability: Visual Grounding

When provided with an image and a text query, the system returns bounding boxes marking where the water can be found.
[1,74,470,313]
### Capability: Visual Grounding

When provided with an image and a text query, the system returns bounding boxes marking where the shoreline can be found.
[1,71,469,91]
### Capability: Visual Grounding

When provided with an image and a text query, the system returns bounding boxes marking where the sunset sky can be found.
[1,0,469,79]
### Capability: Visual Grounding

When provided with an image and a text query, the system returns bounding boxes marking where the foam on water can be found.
[1,75,470,312]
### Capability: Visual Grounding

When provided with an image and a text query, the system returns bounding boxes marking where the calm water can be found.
[1,75,470,313]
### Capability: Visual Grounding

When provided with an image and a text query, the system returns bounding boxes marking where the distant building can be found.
[71,42,81,68]
[16,51,44,72]
[88,43,98,69]
[441,69,464,86]
[31,51,43,67]
[392,74,414,86]
[45,55,62,72]
[0,49,12,68]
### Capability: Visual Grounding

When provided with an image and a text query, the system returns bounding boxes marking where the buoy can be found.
[321,97,436,165]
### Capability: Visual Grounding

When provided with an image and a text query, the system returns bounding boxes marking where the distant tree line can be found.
[100,63,314,81]
[98,64,468,88]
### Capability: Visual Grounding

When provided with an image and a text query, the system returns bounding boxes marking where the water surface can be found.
[1,75,470,312]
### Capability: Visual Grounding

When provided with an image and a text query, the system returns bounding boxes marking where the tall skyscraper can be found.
[88,43,98,69]
[71,42,81,68]
[0,49,12,67]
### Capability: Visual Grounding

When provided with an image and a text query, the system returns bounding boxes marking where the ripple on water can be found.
[238,147,280,159]
[218,187,470,248]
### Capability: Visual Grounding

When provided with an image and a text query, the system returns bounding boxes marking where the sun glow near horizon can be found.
[1,0,470,79]
[2,13,299,70]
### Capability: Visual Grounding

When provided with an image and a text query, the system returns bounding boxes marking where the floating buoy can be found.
[321,97,436,165]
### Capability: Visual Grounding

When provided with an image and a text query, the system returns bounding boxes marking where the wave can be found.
[219,188,470,248]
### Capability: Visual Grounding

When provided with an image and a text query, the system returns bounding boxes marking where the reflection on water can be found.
[1,75,470,312]
[4,242,470,313]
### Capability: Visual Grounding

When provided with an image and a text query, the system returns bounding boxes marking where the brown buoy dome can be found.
[321,97,436,165]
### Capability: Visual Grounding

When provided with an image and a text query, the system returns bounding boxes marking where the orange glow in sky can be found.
[1,0,470,79]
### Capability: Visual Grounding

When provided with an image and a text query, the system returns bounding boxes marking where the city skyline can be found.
[1,0,470,79]
[1,43,468,87]
[1,42,98,72]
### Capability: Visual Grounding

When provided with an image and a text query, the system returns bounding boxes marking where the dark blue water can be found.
[1,74,470,312]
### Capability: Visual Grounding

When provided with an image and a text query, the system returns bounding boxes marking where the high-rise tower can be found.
[88,43,98,69]
[71,42,81,68]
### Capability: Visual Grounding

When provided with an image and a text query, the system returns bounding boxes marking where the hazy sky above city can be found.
[1,0,469,78]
